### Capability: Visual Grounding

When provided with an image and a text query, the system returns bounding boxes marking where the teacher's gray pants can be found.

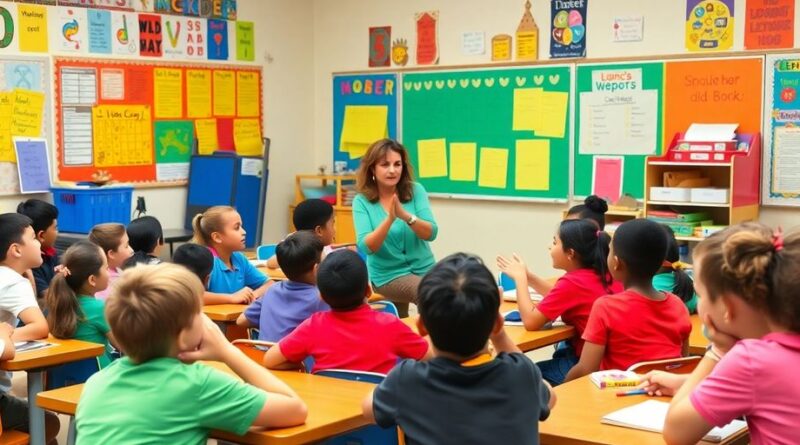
[374,274,422,318]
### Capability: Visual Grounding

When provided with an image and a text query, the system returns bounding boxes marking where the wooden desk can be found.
[203,304,248,322]
[264,267,287,281]
[539,375,749,445]
[2,337,104,445]
[37,362,375,445]
[403,302,575,353]
[689,314,709,356]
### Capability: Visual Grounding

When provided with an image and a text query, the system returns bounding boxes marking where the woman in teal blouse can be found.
[353,139,438,317]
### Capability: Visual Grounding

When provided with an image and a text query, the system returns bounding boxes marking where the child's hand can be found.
[232,287,256,304]
[637,370,687,397]
[496,254,528,284]
[0,323,14,338]
[703,314,739,355]
[177,314,235,364]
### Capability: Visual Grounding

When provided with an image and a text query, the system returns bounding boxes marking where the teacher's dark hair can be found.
[356,138,415,203]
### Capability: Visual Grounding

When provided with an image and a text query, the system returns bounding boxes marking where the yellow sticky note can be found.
[186,70,212,118]
[512,88,541,132]
[0,93,15,163]
[339,105,388,158]
[478,147,508,189]
[18,5,48,53]
[233,119,263,156]
[417,138,447,178]
[515,139,550,191]
[154,68,183,118]
[195,119,218,155]
[11,89,45,137]
[92,105,153,167]
[535,91,568,138]
[213,70,236,116]
[450,142,476,181]
[237,71,260,117]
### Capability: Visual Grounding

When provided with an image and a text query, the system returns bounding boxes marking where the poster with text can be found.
[138,13,162,57]
[685,0,734,51]
[111,11,139,55]
[763,55,800,206]
[745,0,794,50]
[207,18,228,60]
[184,17,206,59]
[550,0,587,58]
[415,11,438,65]
[162,15,187,59]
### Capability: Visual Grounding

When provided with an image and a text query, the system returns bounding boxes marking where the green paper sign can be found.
[236,21,254,61]
[154,120,194,164]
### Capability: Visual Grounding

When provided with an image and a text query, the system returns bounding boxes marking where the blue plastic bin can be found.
[51,186,133,234]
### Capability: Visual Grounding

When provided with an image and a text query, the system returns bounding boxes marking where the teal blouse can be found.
[353,182,438,287]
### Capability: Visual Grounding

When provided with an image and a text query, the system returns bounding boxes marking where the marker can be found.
[616,389,647,397]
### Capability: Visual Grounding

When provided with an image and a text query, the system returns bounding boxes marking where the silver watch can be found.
[406,215,418,225]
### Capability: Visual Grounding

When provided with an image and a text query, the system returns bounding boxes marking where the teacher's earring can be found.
[372,175,376,182]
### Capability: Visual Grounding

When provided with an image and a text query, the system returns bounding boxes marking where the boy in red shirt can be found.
[263,250,431,374]
[565,219,691,381]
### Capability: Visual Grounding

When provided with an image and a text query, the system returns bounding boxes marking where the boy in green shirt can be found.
[76,263,308,444]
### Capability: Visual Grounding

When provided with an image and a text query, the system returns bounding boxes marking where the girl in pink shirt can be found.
[88,223,133,301]
[640,223,800,445]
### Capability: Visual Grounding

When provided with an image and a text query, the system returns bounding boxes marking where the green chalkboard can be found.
[574,62,664,200]
[403,66,571,200]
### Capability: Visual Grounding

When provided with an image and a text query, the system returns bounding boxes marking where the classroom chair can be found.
[315,370,402,445]
[45,358,101,390]
[231,339,308,372]
[256,244,278,261]
[498,272,516,292]
[627,356,702,375]
[0,414,30,445]
[370,301,400,318]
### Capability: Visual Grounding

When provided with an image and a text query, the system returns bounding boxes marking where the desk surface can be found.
[203,304,248,322]
[0,337,105,372]
[403,302,575,353]
[689,314,708,356]
[538,375,749,445]
[37,361,375,445]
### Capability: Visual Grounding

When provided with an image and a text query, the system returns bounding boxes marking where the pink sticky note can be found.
[592,156,623,203]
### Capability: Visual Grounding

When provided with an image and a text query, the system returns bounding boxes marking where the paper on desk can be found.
[684,123,738,141]
[14,340,55,353]
[502,287,543,302]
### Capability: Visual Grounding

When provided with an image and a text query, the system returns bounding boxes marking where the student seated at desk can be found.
[89,223,134,301]
[192,206,270,305]
[172,243,214,287]
[362,253,555,444]
[497,218,622,385]
[75,264,307,444]
[237,231,329,341]
[263,249,429,373]
[267,198,337,269]
[122,216,164,268]
[565,219,691,382]
[0,213,57,443]
[639,224,800,445]
[45,241,118,368]
[653,225,698,314]
[16,199,59,301]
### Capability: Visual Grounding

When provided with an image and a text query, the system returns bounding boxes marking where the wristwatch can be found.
[406,214,418,225]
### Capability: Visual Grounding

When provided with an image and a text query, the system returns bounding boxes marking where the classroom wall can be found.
[312,0,800,275]
[0,0,315,247]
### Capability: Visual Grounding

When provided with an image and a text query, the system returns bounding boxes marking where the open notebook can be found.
[602,400,747,443]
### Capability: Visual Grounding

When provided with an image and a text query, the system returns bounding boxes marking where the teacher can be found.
[353,138,438,318]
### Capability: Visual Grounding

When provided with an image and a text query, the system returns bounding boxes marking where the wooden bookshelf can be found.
[289,174,357,244]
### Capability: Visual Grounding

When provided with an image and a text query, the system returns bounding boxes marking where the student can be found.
[122,216,164,268]
[75,264,307,444]
[0,214,55,441]
[362,253,555,444]
[263,249,430,373]
[565,219,691,381]
[565,195,608,230]
[89,223,134,301]
[16,199,59,300]
[653,225,698,314]
[192,206,270,304]
[267,198,337,269]
[172,243,214,286]
[638,224,800,445]
[497,218,623,385]
[45,241,117,368]
[237,231,329,341]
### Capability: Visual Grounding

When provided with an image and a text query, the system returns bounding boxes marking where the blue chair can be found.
[46,358,101,390]
[256,244,278,260]
[369,301,400,318]
[498,272,516,292]
[356,247,368,263]
[316,370,401,445]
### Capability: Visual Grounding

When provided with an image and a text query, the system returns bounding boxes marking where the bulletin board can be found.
[574,62,664,200]
[0,56,51,195]
[54,57,263,184]
[333,74,398,172]
[762,54,800,207]
[402,66,572,201]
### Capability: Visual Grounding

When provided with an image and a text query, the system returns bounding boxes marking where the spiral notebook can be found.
[601,400,747,443]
